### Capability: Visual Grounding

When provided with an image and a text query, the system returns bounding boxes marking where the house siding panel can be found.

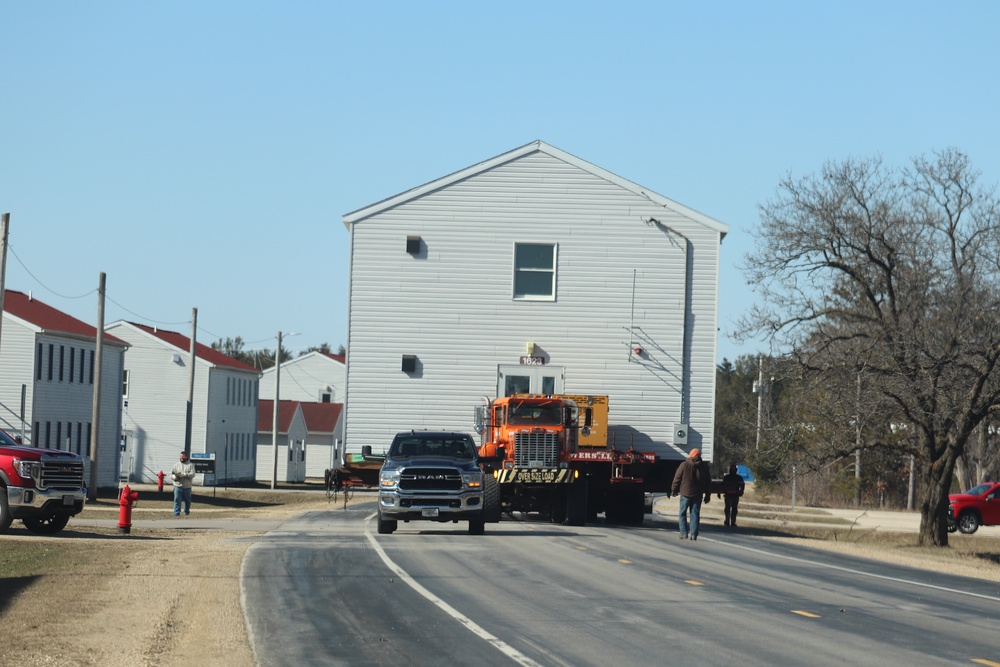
[344,148,724,462]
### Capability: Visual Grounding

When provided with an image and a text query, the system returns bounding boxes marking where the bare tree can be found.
[739,149,1000,546]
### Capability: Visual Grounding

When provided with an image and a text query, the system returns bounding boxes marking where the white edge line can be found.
[364,512,543,667]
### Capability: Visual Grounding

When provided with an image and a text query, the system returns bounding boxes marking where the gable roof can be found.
[300,402,343,433]
[342,140,728,237]
[261,350,346,374]
[2,290,127,346]
[257,399,301,432]
[122,322,258,372]
[258,400,342,434]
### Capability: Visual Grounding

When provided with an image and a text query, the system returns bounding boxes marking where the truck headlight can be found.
[14,459,38,479]
[463,472,482,488]
[380,470,400,488]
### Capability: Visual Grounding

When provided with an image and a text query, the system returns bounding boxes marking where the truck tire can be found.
[376,513,397,534]
[0,486,12,533]
[567,478,588,526]
[550,488,567,524]
[22,515,70,535]
[482,473,502,523]
[468,517,486,535]
[958,511,981,535]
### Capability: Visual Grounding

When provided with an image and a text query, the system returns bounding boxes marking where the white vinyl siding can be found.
[343,145,726,462]
[259,352,345,403]
[106,322,260,485]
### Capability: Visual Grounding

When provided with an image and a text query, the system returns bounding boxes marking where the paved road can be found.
[241,500,1000,667]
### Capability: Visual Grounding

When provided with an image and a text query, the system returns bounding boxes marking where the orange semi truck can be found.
[475,394,682,526]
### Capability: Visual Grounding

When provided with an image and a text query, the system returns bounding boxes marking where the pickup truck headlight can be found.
[14,459,39,479]
[380,470,400,488]
[463,472,483,489]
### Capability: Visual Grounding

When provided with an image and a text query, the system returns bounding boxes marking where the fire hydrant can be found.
[156,470,165,493]
[118,484,140,534]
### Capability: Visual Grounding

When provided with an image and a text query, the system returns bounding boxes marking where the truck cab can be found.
[376,431,500,535]
[0,428,87,535]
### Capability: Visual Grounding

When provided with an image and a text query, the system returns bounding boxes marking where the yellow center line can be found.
[971,659,1000,667]
[576,546,587,551]
[791,610,820,618]
[618,559,631,564]
[684,580,704,586]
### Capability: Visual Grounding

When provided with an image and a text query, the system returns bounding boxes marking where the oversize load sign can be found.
[190,452,216,474]
[499,468,572,484]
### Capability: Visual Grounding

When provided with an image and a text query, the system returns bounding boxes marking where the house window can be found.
[48,345,54,381]
[59,346,64,382]
[513,243,557,300]
[89,350,94,384]
[122,369,130,398]
[69,348,75,384]
[36,343,42,381]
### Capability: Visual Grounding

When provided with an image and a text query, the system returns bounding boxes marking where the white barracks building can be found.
[341,141,727,464]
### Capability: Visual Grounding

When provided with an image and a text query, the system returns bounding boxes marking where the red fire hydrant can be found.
[118,484,140,534]
[156,470,165,493]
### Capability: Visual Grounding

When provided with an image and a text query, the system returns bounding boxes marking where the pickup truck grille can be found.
[399,467,463,491]
[38,458,85,490]
[514,432,560,467]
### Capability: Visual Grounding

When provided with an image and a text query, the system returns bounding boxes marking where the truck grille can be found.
[514,432,560,467]
[399,467,463,491]
[38,458,85,491]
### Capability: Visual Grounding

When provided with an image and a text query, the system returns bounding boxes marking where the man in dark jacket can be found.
[671,448,712,540]
[719,464,746,527]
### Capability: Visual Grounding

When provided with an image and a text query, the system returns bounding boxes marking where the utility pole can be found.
[270,331,283,490]
[184,308,197,456]
[0,213,9,360]
[88,273,106,501]
[855,369,862,507]
[754,354,764,450]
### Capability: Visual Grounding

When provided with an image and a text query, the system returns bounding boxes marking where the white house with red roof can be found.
[255,399,307,483]
[299,401,343,478]
[105,320,261,485]
[259,351,345,404]
[255,400,343,482]
[0,290,128,488]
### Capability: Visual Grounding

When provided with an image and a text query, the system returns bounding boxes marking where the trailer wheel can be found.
[376,513,397,534]
[0,486,12,533]
[567,479,588,526]
[22,515,70,535]
[482,473,502,523]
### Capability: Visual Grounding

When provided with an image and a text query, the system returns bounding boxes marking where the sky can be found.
[3,2,998,363]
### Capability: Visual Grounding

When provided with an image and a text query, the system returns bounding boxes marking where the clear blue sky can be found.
[3,2,997,363]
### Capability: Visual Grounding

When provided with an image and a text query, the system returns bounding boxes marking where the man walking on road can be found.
[671,448,712,540]
[720,464,746,527]
[171,451,196,516]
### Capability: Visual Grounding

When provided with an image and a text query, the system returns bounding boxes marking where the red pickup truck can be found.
[948,482,1000,535]
[0,428,87,534]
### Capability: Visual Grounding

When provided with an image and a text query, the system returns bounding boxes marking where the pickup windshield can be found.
[390,435,476,460]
